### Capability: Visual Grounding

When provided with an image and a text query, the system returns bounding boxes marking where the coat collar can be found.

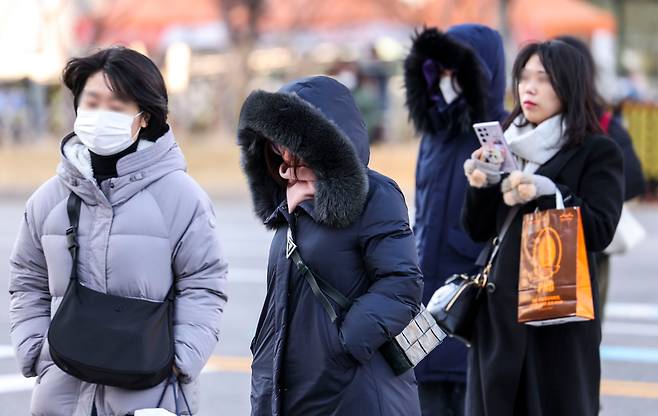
[264,199,319,227]
[57,128,187,206]
[534,143,581,180]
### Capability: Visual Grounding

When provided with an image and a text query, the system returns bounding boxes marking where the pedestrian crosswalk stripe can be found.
[603,321,658,337]
[0,345,14,360]
[0,373,34,394]
[601,346,658,364]
[601,379,658,399]
[0,355,656,400]
[202,355,252,373]
[607,303,658,321]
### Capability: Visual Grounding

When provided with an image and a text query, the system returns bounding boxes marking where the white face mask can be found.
[439,75,461,105]
[74,109,142,156]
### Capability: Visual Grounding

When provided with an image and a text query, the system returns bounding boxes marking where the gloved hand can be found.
[463,148,503,188]
[426,284,456,321]
[501,171,557,206]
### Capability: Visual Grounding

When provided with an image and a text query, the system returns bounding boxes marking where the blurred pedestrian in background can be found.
[403,24,506,416]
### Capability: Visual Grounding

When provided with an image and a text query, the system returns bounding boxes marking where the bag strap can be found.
[487,206,519,263]
[287,228,352,322]
[66,192,177,300]
[481,189,563,279]
[156,374,192,416]
[476,205,520,281]
[66,193,82,281]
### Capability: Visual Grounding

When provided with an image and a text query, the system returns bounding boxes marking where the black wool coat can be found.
[461,134,624,416]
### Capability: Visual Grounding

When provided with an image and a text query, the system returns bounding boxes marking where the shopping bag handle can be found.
[555,189,565,210]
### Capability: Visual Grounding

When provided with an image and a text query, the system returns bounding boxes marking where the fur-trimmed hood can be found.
[237,76,369,229]
[404,24,506,135]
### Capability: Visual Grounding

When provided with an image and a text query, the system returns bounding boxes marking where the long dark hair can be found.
[62,47,169,141]
[504,40,603,147]
[263,141,302,187]
[554,35,607,111]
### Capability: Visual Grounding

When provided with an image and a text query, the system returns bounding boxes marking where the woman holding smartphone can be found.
[461,40,624,415]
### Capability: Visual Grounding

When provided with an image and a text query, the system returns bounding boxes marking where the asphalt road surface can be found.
[0,197,656,415]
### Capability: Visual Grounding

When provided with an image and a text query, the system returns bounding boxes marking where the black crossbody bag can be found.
[286,227,445,376]
[430,207,519,346]
[48,193,175,390]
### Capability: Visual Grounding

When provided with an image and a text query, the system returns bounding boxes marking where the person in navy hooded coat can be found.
[238,76,424,416]
[403,24,506,415]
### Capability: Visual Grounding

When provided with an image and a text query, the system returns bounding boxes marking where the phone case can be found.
[473,121,518,172]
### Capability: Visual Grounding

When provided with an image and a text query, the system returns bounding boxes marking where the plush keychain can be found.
[482,147,504,165]
[463,147,504,188]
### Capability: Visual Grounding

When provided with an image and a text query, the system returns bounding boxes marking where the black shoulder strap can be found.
[287,228,352,322]
[65,192,178,300]
[156,374,192,415]
[475,205,520,267]
[66,193,82,281]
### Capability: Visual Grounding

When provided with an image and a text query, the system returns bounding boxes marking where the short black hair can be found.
[62,47,169,141]
[504,40,603,147]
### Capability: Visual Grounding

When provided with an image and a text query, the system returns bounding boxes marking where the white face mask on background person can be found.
[74,109,142,156]
[439,75,461,105]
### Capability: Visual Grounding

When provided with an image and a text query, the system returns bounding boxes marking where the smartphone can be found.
[472,121,518,172]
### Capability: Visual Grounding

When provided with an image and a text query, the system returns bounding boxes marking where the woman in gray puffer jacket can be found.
[8,47,228,416]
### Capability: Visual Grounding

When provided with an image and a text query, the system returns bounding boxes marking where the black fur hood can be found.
[404,24,506,135]
[237,76,370,229]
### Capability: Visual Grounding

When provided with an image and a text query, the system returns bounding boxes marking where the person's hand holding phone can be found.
[464,147,504,188]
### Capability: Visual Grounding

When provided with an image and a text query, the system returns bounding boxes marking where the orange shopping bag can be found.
[518,192,594,325]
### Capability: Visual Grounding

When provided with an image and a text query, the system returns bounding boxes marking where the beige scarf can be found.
[504,114,566,174]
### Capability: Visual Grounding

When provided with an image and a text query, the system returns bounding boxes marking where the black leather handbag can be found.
[48,193,175,390]
[429,254,495,346]
[429,207,519,346]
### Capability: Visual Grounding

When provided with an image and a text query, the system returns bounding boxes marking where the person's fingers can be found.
[517,183,537,201]
[508,170,524,188]
[501,176,512,193]
[472,147,484,160]
[467,169,488,188]
[503,190,518,206]
[464,159,475,175]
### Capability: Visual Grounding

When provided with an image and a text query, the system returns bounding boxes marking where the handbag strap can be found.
[481,189,563,278]
[65,192,177,300]
[66,193,82,281]
[287,228,352,322]
[480,206,520,277]
[156,374,192,415]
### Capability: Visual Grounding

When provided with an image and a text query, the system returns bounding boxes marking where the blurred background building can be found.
[0,0,656,195]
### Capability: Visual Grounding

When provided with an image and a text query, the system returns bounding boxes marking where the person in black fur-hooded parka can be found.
[238,75,424,416]
[403,24,506,416]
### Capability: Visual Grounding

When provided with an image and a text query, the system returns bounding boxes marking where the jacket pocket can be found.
[35,362,55,385]
[35,339,54,385]
[324,317,358,370]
